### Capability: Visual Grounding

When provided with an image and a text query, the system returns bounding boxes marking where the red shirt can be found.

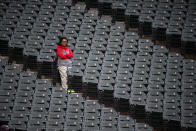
[57,45,74,59]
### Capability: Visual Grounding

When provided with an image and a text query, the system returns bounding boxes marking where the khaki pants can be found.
[58,66,68,90]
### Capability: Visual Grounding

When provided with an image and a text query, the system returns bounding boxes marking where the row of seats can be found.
[81,0,196,55]
[64,1,196,129]
[69,43,196,128]
[1,0,196,57]
[0,56,154,131]
[0,0,86,79]
[66,21,196,129]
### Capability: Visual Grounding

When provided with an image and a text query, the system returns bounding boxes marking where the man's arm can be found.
[68,48,74,58]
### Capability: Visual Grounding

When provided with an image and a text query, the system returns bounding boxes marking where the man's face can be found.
[61,39,67,46]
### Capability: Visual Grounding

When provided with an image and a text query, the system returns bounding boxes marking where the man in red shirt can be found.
[57,37,75,93]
